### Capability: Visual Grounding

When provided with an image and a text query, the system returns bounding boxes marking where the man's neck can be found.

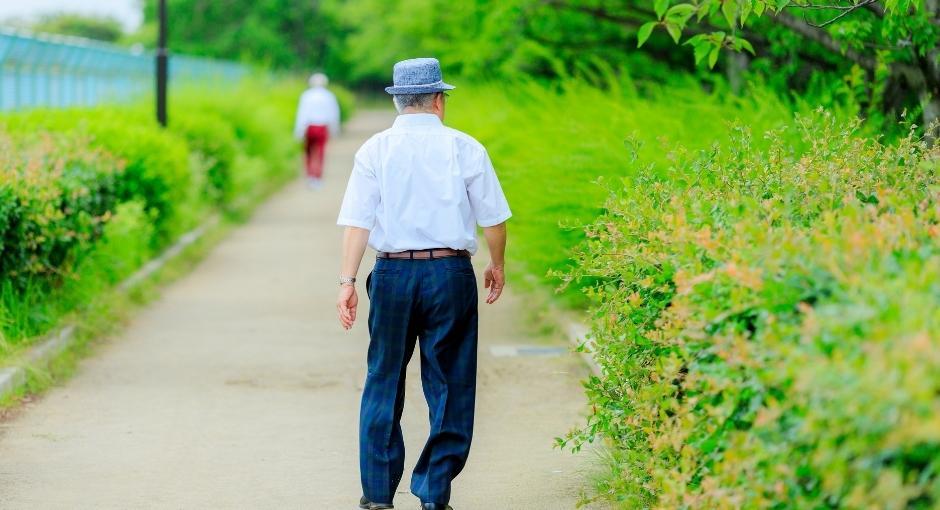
[400,109,443,122]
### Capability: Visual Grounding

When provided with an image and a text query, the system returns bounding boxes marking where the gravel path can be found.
[0,111,599,510]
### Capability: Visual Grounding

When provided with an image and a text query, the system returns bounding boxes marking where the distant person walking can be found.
[335,58,511,510]
[294,72,340,188]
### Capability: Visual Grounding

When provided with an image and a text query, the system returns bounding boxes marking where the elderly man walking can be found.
[294,72,341,188]
[335,58,511,510]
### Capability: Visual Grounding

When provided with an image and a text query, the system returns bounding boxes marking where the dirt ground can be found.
[0,111,603,510]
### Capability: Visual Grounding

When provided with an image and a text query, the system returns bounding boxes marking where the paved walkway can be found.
[0,111,597,509]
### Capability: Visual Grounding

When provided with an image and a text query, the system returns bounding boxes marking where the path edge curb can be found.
[0,214,220,403]
[517,273,601,377]
[564,318,601,376]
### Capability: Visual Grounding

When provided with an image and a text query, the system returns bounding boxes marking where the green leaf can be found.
[721,0,738,28]
[655,0,671,19]
[754,0,766,16]
[740,1,752,25]
[665,22,683,43]
[697,0,714,20]
[855,190,879,204]
[708,0,723,17]
[637,22,657,48]
[683,34,707,46]
[693,41,712,64]
[738,37,756,55]
[666,3,697,25]
[775,0,790,11]
[708,45,721,68]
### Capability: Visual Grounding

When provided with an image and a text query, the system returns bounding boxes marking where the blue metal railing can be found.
[0,28,245,111]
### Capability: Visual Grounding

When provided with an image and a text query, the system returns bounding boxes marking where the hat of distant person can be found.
[384,58,455,95]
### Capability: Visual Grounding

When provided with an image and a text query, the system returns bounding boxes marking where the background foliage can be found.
[139,0,345,72]
[132,0,938,134]
[30,13,124,42]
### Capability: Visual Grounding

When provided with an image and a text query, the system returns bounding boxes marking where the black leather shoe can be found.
[360,496,394,509]
[420,504,453,510]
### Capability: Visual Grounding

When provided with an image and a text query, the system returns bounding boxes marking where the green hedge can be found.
[561,113,939,508]
[0,133,126,286]
[167,112,238,205]
[0,79,325,348]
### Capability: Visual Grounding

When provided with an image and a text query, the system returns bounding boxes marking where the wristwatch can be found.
[339,276,356,286]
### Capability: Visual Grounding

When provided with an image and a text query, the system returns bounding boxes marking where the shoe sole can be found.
[359,504,392,509]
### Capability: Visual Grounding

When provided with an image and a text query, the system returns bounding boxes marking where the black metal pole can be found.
[156,0,168,127]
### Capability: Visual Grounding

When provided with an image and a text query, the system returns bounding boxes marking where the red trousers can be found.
[304,124,330,179]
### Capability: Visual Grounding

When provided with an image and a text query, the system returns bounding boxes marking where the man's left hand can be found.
[337,284,358,329]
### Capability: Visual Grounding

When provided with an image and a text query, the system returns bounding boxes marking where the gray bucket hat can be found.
[384,57,456,95]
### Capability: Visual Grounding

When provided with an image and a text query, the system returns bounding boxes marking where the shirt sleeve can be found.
[337,146,380,229]
[328,92,341,136]
[293,94,307,140]
[466,148,512,227]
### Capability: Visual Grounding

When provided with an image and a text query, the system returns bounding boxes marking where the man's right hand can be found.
[337,284,358,329]
[483,262,505,304]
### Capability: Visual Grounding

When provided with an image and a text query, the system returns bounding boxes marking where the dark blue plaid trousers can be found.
[360,255,478,506]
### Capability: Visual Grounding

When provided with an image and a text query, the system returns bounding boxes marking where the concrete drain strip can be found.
[489,345,570,357]
[488,327,601,377]
[0,215,219,402]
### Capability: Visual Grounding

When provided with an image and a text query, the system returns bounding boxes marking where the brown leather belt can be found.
[377,248,470,260]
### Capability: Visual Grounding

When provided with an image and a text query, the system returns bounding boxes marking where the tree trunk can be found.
[923,0,940,143]
[726,51,750,95]
[888,62,938,142]
[922,94,940,142]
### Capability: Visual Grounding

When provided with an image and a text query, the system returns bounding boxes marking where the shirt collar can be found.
[393,113,443,128]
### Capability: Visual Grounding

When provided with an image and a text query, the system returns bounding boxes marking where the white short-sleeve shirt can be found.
[337,113,511,255]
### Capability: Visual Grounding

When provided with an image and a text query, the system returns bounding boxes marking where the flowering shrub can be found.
[562,113,939,508]
[0,133,126,286]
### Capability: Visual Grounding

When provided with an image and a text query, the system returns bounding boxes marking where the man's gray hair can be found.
[309,73,329,88]
[393,93,437,113]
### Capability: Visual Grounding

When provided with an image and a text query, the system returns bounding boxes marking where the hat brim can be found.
[385,82,456,95]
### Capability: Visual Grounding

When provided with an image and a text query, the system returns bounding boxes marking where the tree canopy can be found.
[638,0,939,134]
[30,14,124,42]
[138,0,939,131]
[141,0,343,71]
